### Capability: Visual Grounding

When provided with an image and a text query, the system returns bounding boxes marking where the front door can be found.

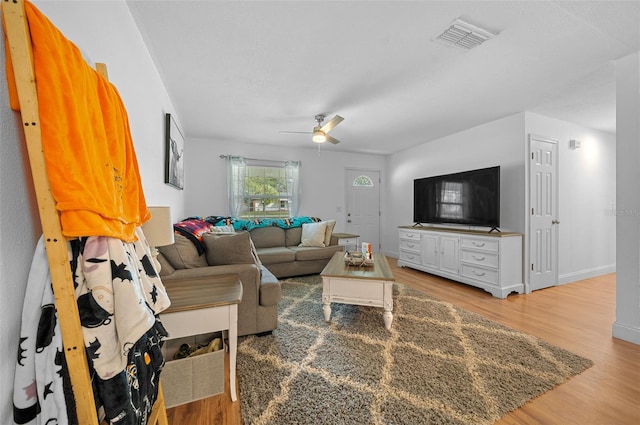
[529,135,559,291]
[345,169,380,252]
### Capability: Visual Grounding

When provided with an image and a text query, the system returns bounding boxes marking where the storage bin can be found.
[161,332,225,408]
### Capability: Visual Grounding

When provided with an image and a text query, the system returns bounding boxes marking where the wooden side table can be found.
[160,275,243,402]
[332,232,359,251]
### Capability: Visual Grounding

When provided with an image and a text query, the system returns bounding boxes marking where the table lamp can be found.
[141,206,175,272]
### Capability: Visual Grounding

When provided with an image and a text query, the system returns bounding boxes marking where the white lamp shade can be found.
[142,206,175,247]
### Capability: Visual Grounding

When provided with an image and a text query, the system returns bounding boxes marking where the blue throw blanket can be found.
[174,216,322,254]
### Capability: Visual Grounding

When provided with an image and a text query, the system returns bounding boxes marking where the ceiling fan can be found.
[280,114,344,144]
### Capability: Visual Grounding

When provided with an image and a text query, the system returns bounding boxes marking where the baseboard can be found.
[612,321,640,345]
[558,264,616,285]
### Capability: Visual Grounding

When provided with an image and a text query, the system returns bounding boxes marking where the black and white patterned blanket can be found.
[14,228,170,425]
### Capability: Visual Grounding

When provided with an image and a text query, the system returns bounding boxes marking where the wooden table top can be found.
[321,252,395,281]
[163,274,243,314]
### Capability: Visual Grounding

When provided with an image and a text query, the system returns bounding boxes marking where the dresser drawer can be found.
[399,250,421,264]
[460,264,499,286]
[460,249,499,269]
[337,237,358,246]
[399,238,420,253]
[399,230,421,241]
[460,236,499,252]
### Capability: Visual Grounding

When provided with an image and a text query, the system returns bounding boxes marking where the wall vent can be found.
[433,18,496,51]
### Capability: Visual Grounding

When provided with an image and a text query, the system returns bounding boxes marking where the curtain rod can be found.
[219,155,299,166]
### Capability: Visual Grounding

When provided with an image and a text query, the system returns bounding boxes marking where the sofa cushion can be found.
[250,227,285,249]
[284,226,302,247]
[322,220,336,246]
[290,245,343,261]
[203,231,257,266]
[254,246,296,265]
[156,252,175,276]
[299,221,328,247]
[158,233,208,269]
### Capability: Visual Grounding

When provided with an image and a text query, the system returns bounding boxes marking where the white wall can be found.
[614,52,640,344]
[524,113,616,283]
[32,0,186,217]
[184,138,386,235]
[385,113,527,259]
[0,1,180,422]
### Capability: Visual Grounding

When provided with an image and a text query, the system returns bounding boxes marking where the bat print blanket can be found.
[14,229,170,425]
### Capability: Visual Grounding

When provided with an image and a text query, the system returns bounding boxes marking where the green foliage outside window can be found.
[240,165,291,219]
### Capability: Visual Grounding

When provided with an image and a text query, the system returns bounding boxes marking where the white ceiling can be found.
[126,1,639,155]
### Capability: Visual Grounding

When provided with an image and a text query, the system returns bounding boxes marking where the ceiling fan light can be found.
[312,130,327,143]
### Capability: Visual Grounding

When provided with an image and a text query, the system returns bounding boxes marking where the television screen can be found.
[413,166,500,229]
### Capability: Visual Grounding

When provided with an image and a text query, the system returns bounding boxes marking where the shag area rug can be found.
[237,275,593,425]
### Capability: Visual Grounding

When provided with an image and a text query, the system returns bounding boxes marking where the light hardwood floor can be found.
[166,258,640,425]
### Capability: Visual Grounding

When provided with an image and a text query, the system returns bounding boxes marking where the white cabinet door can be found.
[439,235,459,274]
[421,233,439,269]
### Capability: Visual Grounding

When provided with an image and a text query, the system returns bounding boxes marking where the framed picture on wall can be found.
[165,113,184,190]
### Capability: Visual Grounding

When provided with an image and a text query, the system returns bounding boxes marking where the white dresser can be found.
[398,226,523,298]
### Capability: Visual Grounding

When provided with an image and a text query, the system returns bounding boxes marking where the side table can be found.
[160,274,243,402]
[332,232,359,251]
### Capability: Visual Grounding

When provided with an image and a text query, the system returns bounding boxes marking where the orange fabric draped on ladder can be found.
[4,1,149,241]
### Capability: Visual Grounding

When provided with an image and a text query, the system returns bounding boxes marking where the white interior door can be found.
[345,169,380,252]
[529,135,559,291]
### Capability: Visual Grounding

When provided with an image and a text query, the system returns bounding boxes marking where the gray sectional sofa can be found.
[156,218,341,336]
[249,225,343,278]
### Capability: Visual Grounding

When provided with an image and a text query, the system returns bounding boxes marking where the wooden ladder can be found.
[1,1,168,424]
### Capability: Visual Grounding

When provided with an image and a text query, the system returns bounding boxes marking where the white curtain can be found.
[226,156,246,217]
[285,161,301,217]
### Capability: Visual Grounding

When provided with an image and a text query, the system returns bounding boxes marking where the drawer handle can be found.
[408,255,415,260]
[472,270,486,277]
[473,255,485,261]
[407,243,415,248]
[407,234,415,238]
[472,241,485,247]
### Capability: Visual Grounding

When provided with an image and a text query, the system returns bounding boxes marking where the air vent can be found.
[433,19,496,51]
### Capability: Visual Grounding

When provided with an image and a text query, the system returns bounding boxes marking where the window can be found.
[352,175,374,187]
[226,156,300,218]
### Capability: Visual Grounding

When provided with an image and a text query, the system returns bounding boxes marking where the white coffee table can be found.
[321,252,395,329]
[160,274,242,402]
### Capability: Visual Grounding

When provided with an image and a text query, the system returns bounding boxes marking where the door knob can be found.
[552,219,560,224]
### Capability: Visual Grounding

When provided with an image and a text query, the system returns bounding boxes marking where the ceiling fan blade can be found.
[320,115,344,133]
[279,131,312,134]
[326,135,341,144]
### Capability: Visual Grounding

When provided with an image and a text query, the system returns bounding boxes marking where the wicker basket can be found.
[344,251,374,267]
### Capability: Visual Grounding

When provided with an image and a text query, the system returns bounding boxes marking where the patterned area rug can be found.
[237,275,593,425]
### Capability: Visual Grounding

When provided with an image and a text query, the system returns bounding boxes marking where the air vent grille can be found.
[434,19,496,51]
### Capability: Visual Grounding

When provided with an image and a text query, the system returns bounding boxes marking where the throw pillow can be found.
[210,225,235,233]
[156,253,175,277]
[203,231,257,266]
[158,233,208,269]
[299,221,328,247]
[322,220,336,247]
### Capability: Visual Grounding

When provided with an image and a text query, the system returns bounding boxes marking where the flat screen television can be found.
[413,166,500,230]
